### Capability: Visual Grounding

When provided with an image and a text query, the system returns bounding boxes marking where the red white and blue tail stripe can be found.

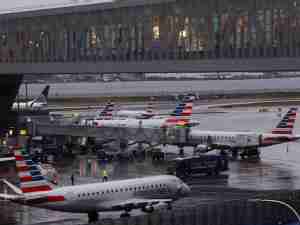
[166,99,193,126]
[271,107,298,135]
[14,147,52,194]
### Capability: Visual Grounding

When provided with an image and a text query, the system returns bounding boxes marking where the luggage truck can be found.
[166,155,228,179]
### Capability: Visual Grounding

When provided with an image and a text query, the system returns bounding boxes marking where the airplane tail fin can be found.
[99,101,115,119]
[13,146,52,195]
[31,85,50,105]
[166,99,193,126]
[271,107,298,135]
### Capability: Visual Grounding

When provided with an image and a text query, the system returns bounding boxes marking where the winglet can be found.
[1,179,23,195]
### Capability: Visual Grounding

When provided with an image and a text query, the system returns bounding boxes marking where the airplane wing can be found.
[103,198,173,210]
[0,157,14,162]
[0,193,23,200]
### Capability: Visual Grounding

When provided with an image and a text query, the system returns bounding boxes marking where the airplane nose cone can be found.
[181,183,191,196]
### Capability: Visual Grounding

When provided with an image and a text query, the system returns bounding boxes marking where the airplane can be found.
[0,146,190,223]
[12,85,50,111]
[188,107,300,159]
[76,101,115,125]
[93,100,199,129]
[115,99,156,119]
[50,101,115,124]
[0,157,14,162]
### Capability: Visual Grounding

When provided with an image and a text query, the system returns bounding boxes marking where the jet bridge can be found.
[26,121,194,147]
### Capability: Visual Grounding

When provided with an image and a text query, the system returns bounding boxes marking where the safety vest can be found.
[102,170,108,177]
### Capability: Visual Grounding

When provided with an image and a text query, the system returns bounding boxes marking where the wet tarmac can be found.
[2,105,300,225]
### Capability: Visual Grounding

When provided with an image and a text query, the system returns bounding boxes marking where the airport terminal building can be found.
[0,0,299,63]
[0,0,300,134]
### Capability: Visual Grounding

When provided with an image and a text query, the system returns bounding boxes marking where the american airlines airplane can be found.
[74,101,116,125]
[93,100,198,129]
[12,85,50,111]
[0,146,190,223]
[189,107,300,158]
[115,99,156,119]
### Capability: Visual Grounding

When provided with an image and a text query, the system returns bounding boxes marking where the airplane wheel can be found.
[232,150,238,159]
[142,205,154,213]
[88,212,99,223]
[240,153,246,160]
[120,212,131,218]
[167,203,173,210]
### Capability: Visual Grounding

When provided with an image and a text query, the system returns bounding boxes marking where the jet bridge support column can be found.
[0,75,23,136]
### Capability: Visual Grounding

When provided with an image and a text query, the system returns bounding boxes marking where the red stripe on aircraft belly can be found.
[21,186,52,193]
[47,196,65,202]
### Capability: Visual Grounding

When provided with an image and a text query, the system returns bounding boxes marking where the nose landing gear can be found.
[88,212,99,223]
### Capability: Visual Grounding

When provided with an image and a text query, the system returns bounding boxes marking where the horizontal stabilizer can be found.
[0,193,23,201]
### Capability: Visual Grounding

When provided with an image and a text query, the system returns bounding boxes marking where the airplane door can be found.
[236,134,259,147]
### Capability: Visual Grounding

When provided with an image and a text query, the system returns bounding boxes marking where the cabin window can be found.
[120,188,123,192]
[102,191,104,194]
[125,188,128,191]
[115,189,118,192]
[129,187,132,191]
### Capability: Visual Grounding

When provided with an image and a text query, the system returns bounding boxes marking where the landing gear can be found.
[88,212,99,223]
[179,146,184,156]
[120,206,132,218]
[120,212,131,218]
[240,148,261,160]
[167,203,173,210]
[232,149,238,159]
[142,205,154,213]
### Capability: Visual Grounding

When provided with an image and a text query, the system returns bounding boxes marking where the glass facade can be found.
[0,0,299,63]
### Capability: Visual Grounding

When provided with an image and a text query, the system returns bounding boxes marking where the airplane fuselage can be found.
[189,129,299,150]
[12,102,46,111]
[115,110,153,119]
[95,118,168,129]
[17,175,189,213]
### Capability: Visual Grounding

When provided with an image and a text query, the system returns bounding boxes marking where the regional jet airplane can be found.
[189,107,300,158]
[115,99,156,119]
[94,100,199,128]
[0,146,190,222]
[12,85,50,111]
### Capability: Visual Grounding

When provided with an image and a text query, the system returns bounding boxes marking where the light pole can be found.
[248,199,300,224]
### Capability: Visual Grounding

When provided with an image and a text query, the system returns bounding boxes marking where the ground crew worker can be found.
[102,169,108,182]
[70,173,74,186]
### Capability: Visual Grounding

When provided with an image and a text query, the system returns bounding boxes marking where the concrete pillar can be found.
[0,75,23,136]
